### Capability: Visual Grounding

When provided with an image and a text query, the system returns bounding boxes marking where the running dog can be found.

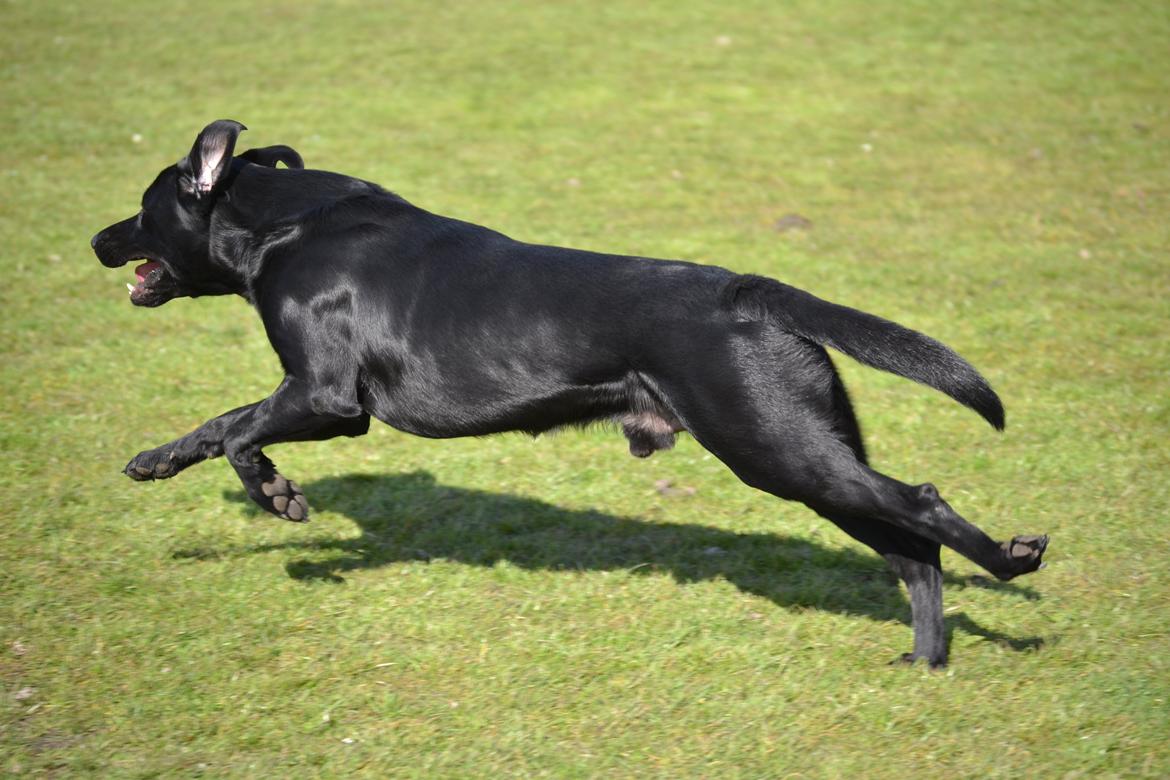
[91,120,1048,666]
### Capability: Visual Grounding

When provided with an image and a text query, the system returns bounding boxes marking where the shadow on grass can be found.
[181,470,1043,655]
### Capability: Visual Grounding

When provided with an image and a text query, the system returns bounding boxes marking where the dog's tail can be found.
[727,275,1005,430]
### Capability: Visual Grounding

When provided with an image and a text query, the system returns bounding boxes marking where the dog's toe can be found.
[127,463,154,480]
[125,450,177,481]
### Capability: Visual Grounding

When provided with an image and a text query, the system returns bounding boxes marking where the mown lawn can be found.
[2,0,1168,776]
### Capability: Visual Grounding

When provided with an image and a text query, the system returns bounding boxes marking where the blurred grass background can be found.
[2,0,1168,776]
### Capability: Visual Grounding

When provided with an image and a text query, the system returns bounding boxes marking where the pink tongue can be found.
[135,260,161,283]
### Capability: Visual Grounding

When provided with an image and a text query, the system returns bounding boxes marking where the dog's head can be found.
[91,119,304,306]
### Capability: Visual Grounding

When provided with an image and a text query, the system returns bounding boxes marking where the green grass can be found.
[3,0,1169,775]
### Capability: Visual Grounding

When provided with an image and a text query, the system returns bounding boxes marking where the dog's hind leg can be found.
[828,513,947,666]
[673,363,1043,663]
[815,373,948,667]
[661,334,1047,583]
[708,421,1046,582]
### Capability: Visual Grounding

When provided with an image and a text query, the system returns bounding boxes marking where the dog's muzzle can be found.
[91,216,140,268]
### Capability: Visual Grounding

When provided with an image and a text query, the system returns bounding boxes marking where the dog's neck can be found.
[209,164,410,301]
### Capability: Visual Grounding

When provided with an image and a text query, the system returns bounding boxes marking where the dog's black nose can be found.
[90,232,100,249]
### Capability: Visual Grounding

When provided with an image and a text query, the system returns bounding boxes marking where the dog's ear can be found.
[181,119,247,198]
[238,145,304,169]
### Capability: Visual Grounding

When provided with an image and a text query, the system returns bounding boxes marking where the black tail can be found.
[728,276,1005,430]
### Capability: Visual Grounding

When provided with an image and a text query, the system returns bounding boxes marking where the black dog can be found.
[92,120,1048,666]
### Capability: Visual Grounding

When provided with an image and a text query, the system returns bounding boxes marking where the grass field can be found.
[3,0,1169,776]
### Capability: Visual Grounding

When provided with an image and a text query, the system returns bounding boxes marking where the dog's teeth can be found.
[126,283,135,293]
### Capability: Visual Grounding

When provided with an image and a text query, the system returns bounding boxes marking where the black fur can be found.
[92,120,1048,667]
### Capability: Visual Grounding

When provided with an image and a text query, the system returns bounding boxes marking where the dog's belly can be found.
[358,361,633,439]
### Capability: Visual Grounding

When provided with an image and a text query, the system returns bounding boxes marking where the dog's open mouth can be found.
[127,260,169,306]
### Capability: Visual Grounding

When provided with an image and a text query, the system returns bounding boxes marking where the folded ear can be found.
[182,119,247,197]
[238,145,304,169]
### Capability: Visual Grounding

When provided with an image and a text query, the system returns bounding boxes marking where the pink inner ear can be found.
[197,142,228,191]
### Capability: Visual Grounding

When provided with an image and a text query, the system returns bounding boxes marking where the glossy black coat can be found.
[91,120,1048,666]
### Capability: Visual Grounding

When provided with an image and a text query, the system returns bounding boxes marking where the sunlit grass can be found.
[2,0,1168,776]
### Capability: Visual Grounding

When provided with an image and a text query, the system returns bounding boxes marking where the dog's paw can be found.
[994,534,1049,581]
[259,474,310,522]
[125,449,179,481]
[892,652,947,670]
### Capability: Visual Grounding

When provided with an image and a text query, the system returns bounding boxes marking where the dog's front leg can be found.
[125,401,263,481]
[219,377,367,522]
[126,377,369,520]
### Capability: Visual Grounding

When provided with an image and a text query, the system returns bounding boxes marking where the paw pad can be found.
[995,534,1049,580]
[259,476,308,522]
[260,476,289,497]
[1006,534,1048,559]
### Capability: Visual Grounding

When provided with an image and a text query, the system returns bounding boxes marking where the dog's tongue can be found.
[135,260,161,282]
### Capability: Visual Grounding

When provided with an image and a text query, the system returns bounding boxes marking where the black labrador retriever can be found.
[91,120,1048,667]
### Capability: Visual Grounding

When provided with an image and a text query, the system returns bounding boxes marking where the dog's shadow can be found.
[179,470,1043,654]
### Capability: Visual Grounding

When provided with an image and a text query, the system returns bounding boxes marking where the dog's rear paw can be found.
[994,534,1049,581]
[892,652,947,670]
[259,474,309,522]
[125,449,178,481]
